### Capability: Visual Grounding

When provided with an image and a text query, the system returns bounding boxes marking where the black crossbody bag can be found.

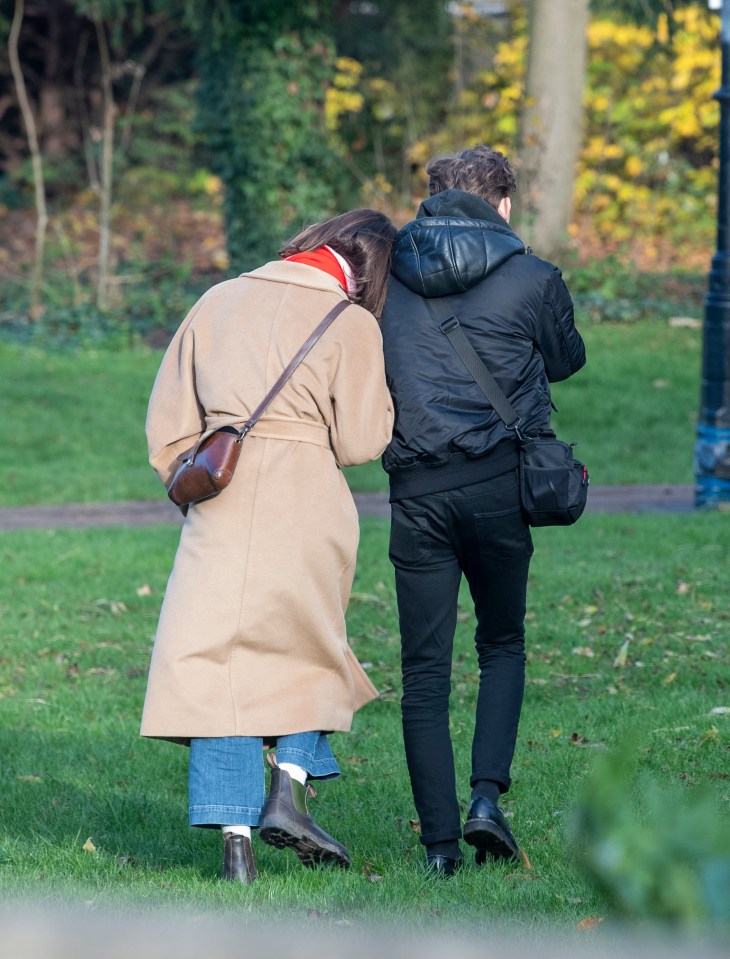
[426,298,589,527]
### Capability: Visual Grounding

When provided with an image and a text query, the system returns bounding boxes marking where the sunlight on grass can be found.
[0,514,727,930]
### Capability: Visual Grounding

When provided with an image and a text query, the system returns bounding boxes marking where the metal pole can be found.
[695,0,730,507]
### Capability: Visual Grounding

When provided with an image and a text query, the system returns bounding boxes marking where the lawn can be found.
[0,318,702,506]
[1,514,727,930]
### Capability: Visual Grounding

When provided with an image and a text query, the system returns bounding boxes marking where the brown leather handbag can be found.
[166,299,351,514]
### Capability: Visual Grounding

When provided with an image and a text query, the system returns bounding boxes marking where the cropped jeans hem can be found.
[189,804,262,829]
[188,731,340,829]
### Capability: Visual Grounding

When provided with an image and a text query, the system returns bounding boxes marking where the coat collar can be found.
[242,260,349,298]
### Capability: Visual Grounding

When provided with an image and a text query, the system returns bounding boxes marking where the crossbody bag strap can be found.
[425,296,522,435]
[238,298,351,440]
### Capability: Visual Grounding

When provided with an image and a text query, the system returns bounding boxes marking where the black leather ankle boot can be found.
[222,832,257,883]
[259,754,350,868]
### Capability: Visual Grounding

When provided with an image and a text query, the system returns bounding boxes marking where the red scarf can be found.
[284,246,347,291]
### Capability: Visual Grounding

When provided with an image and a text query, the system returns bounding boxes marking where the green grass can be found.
[550,320,700,486]
[0,318,702,506]
[1,344,161,505]
[1,514,727,928]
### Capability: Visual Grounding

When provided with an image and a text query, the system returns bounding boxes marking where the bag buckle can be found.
[439,316,459,334]
[508,418,526,442]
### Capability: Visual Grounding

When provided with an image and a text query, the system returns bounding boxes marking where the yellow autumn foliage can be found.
[411,4,721,254]
[324,4,720,256]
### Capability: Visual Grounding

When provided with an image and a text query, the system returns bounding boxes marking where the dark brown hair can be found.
[280,209,396,319]
[426,145,516,209]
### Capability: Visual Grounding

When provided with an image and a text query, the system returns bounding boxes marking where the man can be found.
[381,145,586,876]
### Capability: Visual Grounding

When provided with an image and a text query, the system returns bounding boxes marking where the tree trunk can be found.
[8,0,47,320]
[514,0,589,257]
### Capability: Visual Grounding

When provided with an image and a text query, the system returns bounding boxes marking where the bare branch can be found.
[94,9,115,312]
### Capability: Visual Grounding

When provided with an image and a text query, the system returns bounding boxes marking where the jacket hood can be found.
[391,189,526,298]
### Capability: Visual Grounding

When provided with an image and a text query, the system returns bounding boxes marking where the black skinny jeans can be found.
[389,470,533,846]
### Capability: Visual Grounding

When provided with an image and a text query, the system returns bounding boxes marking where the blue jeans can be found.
[188,732,340,828]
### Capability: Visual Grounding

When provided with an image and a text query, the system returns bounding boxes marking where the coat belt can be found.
[248,417,331,448]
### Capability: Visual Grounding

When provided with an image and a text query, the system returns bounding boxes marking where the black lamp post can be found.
[695,0,730,507]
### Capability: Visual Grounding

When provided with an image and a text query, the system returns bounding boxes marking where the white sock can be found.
[221,824,252,839]
[278,762,307,785]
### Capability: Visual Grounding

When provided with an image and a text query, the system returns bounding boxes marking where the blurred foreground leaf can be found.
[568,741,730,931]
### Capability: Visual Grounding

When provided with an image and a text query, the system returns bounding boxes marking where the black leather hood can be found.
[391,189,526,298]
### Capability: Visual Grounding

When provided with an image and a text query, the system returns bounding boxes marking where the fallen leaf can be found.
[710,707,730,715]
[662,672,678,685]
[520,849,533,871]
[408,819,421,833]
[136,584,152,597]
[93,598,128,615]
[350,592,383,606]
[549,729,563,738]
[613,639,630,668]
[572,647,595,658]
[700,725,720,743]
[82,838,97,853]
[363,861,383,882]
[577,916,605,931]
[16,774,42,783]
[677,581,690,595]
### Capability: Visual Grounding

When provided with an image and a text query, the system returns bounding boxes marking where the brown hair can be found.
[425,145,516,210]
[280,209,396,319]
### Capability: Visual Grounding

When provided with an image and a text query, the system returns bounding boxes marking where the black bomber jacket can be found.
[380,189,586,501]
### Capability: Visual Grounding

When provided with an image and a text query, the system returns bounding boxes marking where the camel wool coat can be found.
[141,260,394,744]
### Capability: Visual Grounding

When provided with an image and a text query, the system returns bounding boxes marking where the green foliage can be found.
[1,0,723,326]
[0,254,215,352]
[121,80,203,169]
[194,1,351,270]
[570,743,730,929]
[562,254,706,323]
[330,0,452,197]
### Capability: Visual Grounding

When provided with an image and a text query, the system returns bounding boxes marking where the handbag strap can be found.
[425,296,523,436]
[238,299,352,439]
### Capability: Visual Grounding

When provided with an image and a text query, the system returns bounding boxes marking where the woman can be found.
[142,209,396,884]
